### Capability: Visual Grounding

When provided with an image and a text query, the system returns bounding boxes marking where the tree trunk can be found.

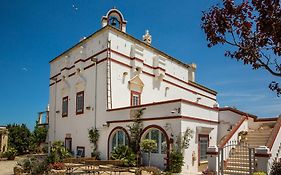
[148,152,151,167]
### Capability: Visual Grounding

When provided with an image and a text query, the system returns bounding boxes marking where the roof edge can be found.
[189,81,217,95]
[219,107,257,119]
[49,26,109,64]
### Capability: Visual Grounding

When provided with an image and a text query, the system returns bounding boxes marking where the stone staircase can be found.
[223,145,255,175]
[245,127,272,148]
[223,127,273,175]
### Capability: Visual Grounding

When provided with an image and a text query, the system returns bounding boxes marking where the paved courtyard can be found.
[0,160,17,175]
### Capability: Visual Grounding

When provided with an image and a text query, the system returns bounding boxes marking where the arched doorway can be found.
[108,127,129,159]
[141,125,170,170]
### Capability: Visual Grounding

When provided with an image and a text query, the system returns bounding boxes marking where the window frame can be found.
[62,96,68,117]
[65,138,72,152]
[76,146,85,158]
[144,129,167,154]
[130,91,141,106]
[198,134,209,164]
[111,130,128,152]
[76,91,84,115]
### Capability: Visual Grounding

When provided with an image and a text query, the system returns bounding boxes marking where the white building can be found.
[48,8,281,174]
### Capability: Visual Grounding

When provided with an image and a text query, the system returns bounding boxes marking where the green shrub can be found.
[31,160,50,175]
[168,149,184,173]
[253,172,267,175]
[3,147,17,160]
[271,161,281,175]
[110,145,136,167]
[17,158,32,173]
[17,157,50,174]
[136,166,162,175]
[47,141,71,163]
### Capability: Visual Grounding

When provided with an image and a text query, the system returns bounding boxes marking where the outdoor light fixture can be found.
[135,67,142,73]
[123,72,128,76]
[171,107,181,114]
[91,57,97,62]
[51,77,57,81]
[196,97,201,103]
[102,123,110,127]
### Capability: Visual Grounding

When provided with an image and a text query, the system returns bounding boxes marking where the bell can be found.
[111,18,117,26]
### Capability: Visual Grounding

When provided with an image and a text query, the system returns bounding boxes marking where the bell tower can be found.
[101,8,127,33]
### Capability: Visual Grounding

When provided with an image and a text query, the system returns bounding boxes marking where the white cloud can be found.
[21,67,28,72]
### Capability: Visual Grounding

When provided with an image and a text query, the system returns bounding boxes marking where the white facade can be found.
[48,9,281,174]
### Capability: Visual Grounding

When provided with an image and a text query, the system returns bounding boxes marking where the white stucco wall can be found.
[268,124,281,173]
[217,111,244,143]
[108,30,217,109]
[48,25,220,173]
[181,120,218,174]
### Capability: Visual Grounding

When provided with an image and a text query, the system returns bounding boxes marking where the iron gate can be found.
[219,141,255,175]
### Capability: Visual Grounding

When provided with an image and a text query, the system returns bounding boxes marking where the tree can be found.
[7,124,31,155]
[140,139,157,167]
[127,108,145,166]
[127,109,145,153]
[201,0,281,96]
[30,120,48,153]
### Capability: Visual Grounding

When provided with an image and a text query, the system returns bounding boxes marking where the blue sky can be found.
[0,0,280,129]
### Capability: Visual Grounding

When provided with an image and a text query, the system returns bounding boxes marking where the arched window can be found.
[144,129,167,154]
[111,130,129,151]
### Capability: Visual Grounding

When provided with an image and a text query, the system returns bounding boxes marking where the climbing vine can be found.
[168,128,194,173]
[127,108,145,166]
[88,127,100,159]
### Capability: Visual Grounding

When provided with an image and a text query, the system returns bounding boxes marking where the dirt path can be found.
[0,160,17,175]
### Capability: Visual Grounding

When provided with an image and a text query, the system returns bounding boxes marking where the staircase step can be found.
[229,154,254,159]
[224,169,250,175]
[227,162,253,167]
[248,131,271,134]
[226,165,250,171]
[228,158,251,162]
[246,141,267,145]
[248,144,266,148]
[246,136,269,140]
[247,132,271,136]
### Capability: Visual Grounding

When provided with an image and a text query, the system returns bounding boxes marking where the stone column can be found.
[255,146,271,174]
[207,146,219,174]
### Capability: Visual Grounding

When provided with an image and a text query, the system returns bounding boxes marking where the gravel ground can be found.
[0,160,17,175]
